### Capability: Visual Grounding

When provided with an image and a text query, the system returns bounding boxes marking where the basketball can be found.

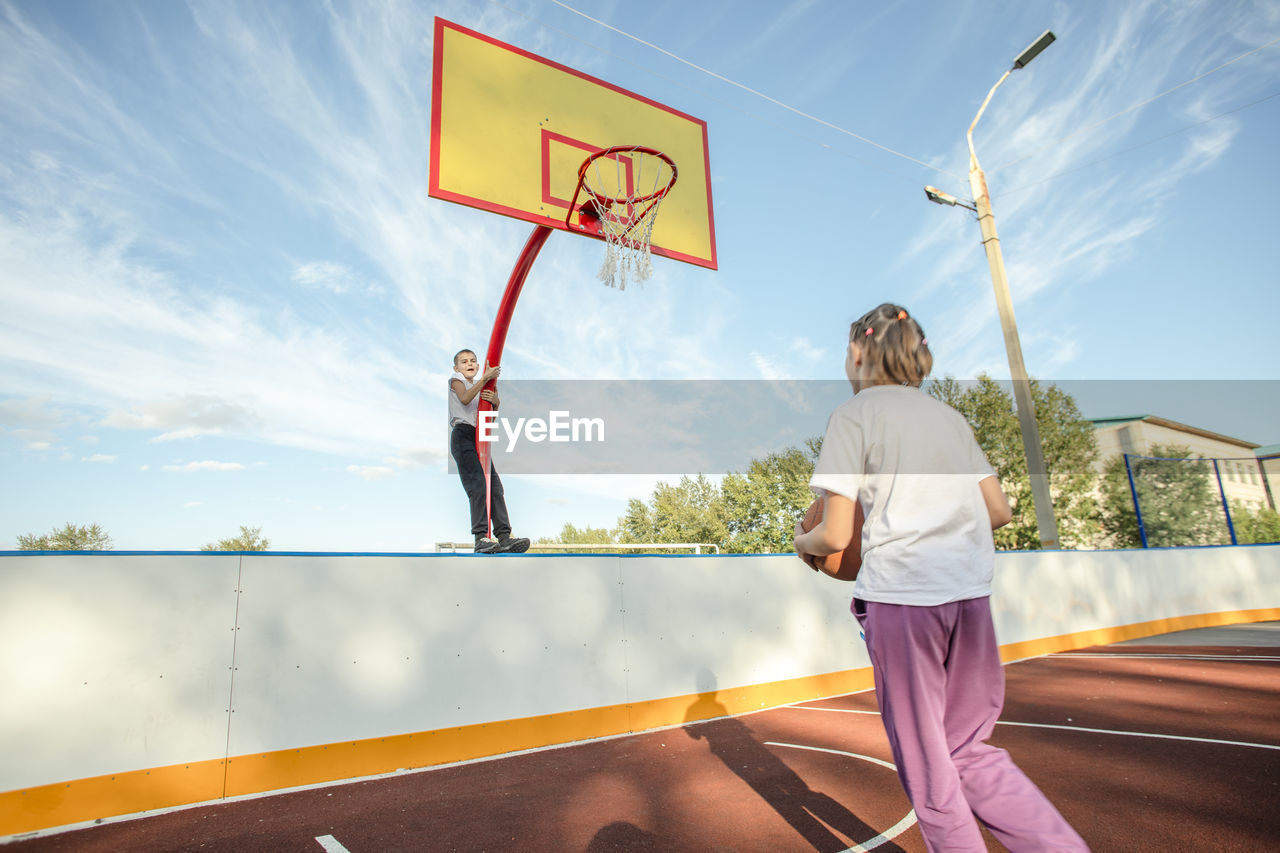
[798,497,864,581]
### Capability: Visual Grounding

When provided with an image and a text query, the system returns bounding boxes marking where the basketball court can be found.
[6,21,1276,853]
[5,622,1276,852]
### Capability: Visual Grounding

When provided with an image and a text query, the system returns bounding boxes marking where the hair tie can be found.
[897,310,907,320]
[864,327,874,336]
[922,338,929,346]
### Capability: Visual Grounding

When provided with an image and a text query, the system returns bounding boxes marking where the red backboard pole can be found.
[476,224,553,537]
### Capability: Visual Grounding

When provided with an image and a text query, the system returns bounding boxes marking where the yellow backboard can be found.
[429,18,717,270]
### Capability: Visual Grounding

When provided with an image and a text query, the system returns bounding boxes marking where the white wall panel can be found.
[617,556,865,704]
[2,544,1277,803]
[225,554,628,755]
[0,554,239,790]
[990,546,1277,646]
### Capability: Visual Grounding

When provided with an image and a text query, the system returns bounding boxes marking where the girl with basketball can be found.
[793,303,1088,852]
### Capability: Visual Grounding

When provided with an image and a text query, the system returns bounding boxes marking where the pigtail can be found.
[849,303,933,387]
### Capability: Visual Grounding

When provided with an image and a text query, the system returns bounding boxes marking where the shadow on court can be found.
[683,674,903,853]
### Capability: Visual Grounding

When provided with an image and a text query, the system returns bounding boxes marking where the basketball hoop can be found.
[565,146,678,290]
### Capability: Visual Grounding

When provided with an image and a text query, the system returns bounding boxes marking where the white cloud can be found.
[0,2,478,463]
[103,395,261,441]
[0,0,749,508]
[347,464,396,481]
[750,352,784,380]
[0,397,65,429]
[291,260,384,296]
[81,454,117,463]
[162,460,246,473]
[0,396,75,448]
[384,447,441,470]
[895,1,1271,379]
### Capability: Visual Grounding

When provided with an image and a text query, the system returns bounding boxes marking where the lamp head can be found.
[924,186,960,207]
[1013,30,1056,69]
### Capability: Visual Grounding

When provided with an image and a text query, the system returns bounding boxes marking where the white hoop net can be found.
[579,147,677,290]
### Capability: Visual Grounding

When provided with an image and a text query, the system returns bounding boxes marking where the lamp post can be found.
[925,29,1060,549]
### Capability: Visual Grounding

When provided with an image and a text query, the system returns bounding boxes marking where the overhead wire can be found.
[546,0,966,182]
[493,2,1278,200]
[482,0,945,190]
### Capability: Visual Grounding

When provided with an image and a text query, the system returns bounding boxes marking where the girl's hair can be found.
[452,348,476,366]
[849,303,932,387]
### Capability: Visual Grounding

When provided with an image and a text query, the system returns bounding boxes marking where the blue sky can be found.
[2,0,1278,551]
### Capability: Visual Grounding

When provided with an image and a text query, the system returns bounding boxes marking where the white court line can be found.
[316,835,352,852]
[1050,653,1280,662]
[763,742,916,853]
[793,707,881,716]
[994,720,1280,750]
[790,706,1280,750]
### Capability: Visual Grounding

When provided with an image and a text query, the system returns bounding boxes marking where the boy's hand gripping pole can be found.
[476,224,553,538]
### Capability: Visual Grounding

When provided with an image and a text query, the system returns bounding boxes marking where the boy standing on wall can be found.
[449,349,530,554]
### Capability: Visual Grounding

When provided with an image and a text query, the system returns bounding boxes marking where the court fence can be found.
[1123,453,1278,548]
[434,541,721,554]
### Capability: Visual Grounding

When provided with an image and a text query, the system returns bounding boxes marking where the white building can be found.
[1258,444,1280,510]
[1090,415,1272,513]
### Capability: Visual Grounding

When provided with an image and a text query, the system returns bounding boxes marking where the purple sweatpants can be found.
[854,597,1089,852]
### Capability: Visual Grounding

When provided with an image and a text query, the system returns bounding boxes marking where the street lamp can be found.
[926,29,1060,549]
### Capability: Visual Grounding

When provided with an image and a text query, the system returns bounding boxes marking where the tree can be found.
[201,525,270,551]
[541,523,617,545]
[1230,503,1280,545]
[617,475,727,551]
[534,523,628,553]
[549,436,825,555]
[1229,502,1280,545]
[722,441,819,553]
[929,375,1101,550]
[17,522,113,551]
[1099,445,1224,548]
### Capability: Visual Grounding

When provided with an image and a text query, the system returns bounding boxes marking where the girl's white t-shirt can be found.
[810,384,998,606]
[448,371,480,429]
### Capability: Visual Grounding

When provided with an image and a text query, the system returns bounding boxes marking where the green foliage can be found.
[722,444,819,553]
[928,375,1100,549]
[200,525,270,552]
[533,523,628,552]
[17,522,113,551]
[550,437,826,555]
[618,474,727,551]
[1229,502,1280,545]
[1099,446,1225,547]
[539,523,617,545]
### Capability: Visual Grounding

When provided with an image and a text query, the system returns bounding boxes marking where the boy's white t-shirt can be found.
[448,371,480,429]
[810,384,998,606]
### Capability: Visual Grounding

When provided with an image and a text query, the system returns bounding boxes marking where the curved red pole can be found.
[477,224,553,537]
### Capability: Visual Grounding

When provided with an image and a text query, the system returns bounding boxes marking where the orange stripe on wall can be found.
[0,666,871,837]
[998,607,1280,662]
[5,608,1276,837]
[0,759,225,838]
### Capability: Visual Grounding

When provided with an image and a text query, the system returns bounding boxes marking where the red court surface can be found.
[6,623,1278,852]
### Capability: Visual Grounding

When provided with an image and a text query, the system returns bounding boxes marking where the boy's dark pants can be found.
[450,423,511,539]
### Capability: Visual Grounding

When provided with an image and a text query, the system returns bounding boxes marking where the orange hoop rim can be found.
[565,146,678,232]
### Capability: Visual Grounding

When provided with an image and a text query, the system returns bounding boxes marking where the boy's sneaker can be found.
[474,537,500,554]
[497,535,530,554]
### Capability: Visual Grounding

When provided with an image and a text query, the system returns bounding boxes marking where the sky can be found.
[2,0,1278,552]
